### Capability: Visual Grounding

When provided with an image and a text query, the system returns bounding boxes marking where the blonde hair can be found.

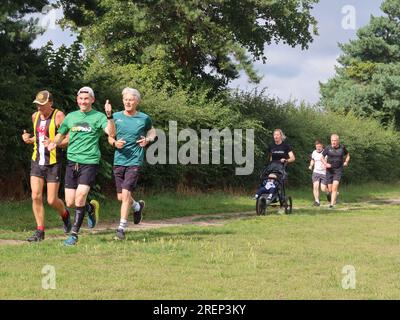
[274,128,286,141]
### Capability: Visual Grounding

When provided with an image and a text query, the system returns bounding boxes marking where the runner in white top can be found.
[308,140,328,206]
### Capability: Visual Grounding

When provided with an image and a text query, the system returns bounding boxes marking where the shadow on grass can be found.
[292,203,397,216]
[92,227,235,244]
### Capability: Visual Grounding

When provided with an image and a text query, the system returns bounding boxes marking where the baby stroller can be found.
[255,162,293,215]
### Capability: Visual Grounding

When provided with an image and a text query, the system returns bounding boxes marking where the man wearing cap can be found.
[48,86,116,246]
[22,90,71,242]
[107,87,156,240]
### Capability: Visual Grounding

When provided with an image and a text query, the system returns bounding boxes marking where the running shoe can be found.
[64,234,78,246]
[133,200,145,224]
[115,228,126,240]
[27,230,45,242]
[87,199,100,228]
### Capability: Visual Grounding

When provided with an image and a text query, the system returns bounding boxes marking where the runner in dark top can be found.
[267,129,295,164]
[321,134,350,209]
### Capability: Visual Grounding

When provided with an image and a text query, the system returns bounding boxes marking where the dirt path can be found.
[0,211,254,245]
[1,198,399,246]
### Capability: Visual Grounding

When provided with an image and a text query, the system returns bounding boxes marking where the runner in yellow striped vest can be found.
[21,90,71,242]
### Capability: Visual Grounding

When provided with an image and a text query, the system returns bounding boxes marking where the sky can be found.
[31,0,385,104]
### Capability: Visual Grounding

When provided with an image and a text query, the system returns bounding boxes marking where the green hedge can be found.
[6,75,400,197]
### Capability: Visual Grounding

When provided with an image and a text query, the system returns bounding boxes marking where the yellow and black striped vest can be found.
[32,109,63,165]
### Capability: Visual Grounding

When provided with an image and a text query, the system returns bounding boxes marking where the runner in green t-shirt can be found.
[48,86,116,246]
[107,87,156,240]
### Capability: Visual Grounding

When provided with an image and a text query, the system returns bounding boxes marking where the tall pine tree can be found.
[320,0,400,129]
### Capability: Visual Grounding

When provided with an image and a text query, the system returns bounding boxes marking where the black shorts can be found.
[30,160,61,183]
[326,167,343,184]
[65,161,98,189]
[113,165,141,193]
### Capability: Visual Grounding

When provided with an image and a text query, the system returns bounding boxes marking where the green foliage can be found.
[0,1,88,195]
[0,0,50,190]
[229,91,400,187]
[320,0,400,129]
[59,0,319,91]
[80,81,400,191]
[39,40,88,114]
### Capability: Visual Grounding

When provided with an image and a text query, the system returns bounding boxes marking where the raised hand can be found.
[22,130,31,143]
[104,99,112,118]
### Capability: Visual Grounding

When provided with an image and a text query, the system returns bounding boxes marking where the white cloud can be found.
[230,47,339,104]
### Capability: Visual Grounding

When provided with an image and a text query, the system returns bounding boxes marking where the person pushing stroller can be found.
[254,129,295,215]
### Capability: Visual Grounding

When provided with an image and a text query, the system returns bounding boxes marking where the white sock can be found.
[132,201,140,212]
[118,219,128,231]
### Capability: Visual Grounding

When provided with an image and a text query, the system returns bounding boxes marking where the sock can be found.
[118,219,128,231]
[132,201,140,212]
[37,226,45,232]
[85,202,93,214]
[61,209,70,219]
[71,206,85,234]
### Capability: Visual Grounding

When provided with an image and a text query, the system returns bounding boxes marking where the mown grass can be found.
[0,182,399,299]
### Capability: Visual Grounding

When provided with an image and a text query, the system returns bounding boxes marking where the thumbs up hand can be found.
[22,130,31,143]
[104,99,112,118]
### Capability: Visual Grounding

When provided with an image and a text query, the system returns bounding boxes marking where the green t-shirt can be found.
[113,111,152,166]
[58,109,108,164]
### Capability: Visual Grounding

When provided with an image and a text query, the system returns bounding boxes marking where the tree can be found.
[320,0,400,129]
[0,1,50,196]
[0,1,87,197]
[59,0,319,91]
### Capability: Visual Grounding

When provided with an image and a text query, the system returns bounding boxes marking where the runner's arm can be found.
[104,119,116,138]
[54,111,68,148]
[21,113,37,144]
[103,99,116,138]
[58,133,69,148]
[286,151,295,163]
[320,155,331,168]
[145,126,157,143]
[47,133,66,151]
[344,153,350,166]
[108,135,116,146]
[309,158,314,170]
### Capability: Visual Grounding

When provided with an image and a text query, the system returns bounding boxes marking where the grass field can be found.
[0,183,399,299]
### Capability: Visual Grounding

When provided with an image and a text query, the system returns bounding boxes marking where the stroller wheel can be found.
[256,194,269,216]
[284,196,293,214]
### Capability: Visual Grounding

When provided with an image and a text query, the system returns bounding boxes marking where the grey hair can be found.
[274,128,286,141]
[122,87,141,102]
